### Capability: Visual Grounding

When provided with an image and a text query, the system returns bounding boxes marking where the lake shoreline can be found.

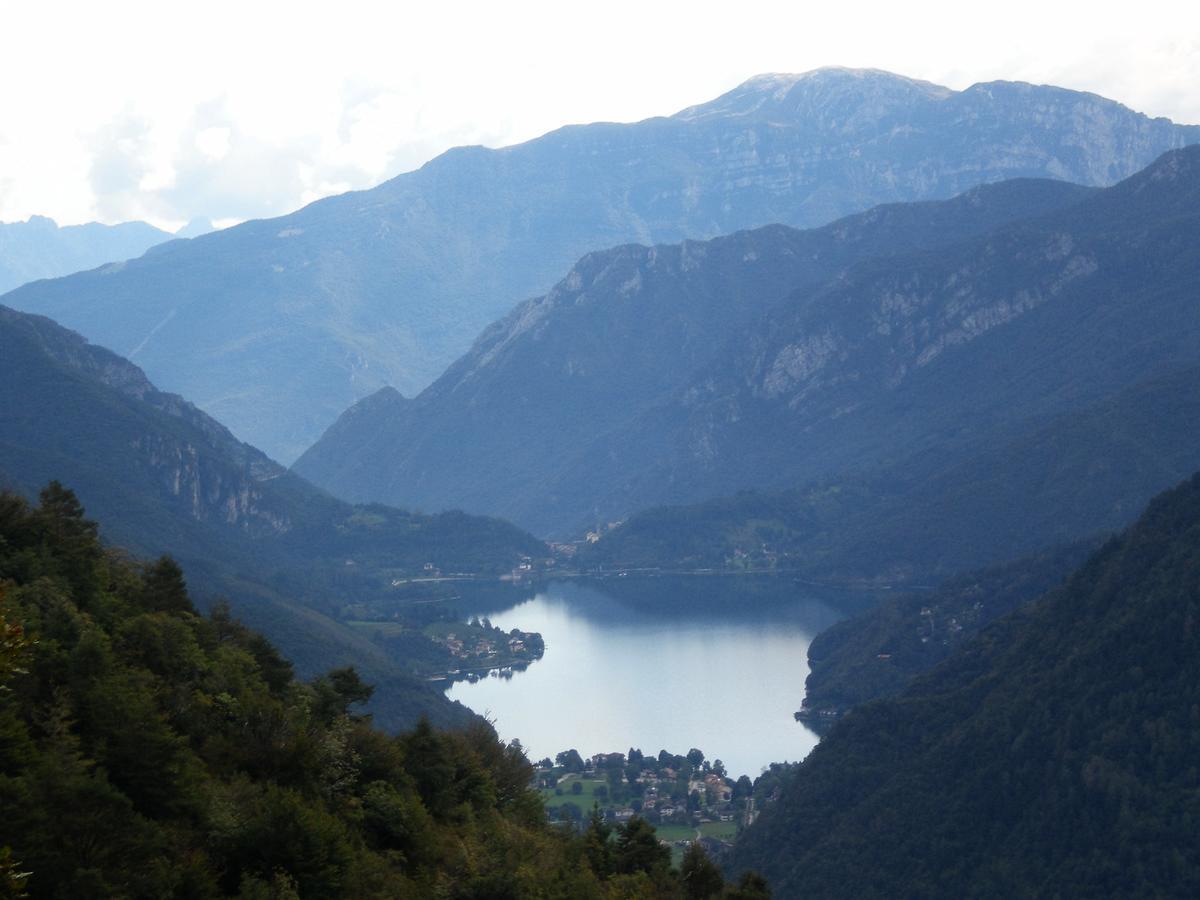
[445,576,873,777]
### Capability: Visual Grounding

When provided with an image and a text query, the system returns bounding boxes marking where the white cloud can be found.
[0,0,1196,229]
[194,126,232,161]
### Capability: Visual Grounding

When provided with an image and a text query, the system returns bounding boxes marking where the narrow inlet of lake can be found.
[446,577,865,779]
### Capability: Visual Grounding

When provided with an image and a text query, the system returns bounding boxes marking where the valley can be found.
[1,41,1198,898]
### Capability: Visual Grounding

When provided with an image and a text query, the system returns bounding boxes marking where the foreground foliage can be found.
[0,484,761,898]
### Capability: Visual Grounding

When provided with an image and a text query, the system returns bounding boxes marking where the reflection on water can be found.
[446,577,868,779]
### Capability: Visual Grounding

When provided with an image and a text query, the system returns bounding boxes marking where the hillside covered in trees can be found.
[0,484,765,898]
[0,303,546,730]
[798,541,1097,723]
[729,474,1200,897]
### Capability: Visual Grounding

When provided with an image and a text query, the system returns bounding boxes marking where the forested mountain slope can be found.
[0,304,543,728]
[559,146,1200,536]
[729,473,1200,898]
[0,490,752,898]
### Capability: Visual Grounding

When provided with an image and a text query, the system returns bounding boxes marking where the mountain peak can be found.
[674,67,953,123]
[1079,145,1200,221]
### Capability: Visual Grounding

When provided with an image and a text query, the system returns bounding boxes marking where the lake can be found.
[446,576,871,779]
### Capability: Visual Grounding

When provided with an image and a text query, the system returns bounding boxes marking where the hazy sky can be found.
[2,0,1197,231]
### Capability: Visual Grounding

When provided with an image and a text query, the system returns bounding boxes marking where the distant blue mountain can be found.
[5,68,1196,462]
[0,214,171,294]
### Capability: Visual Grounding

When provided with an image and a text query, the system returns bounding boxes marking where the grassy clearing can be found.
[699,820,738,840]
[540,775,611,809]
[653,824,697,842]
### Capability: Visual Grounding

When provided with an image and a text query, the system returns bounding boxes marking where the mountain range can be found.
[294,175,1090,528]
[0,303,544,729]
[299,147,1200,584]
[0,215,172,295]
[5,69,1197,462]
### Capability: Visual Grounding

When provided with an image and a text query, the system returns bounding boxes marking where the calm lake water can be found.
[446,577,870,779]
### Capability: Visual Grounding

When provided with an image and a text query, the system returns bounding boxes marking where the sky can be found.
[2,0,1197,231]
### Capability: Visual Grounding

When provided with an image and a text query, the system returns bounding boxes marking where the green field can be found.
[652,824,697,842]
[541,776,611,809]
[421,621,463,638]
[699,820,738,840]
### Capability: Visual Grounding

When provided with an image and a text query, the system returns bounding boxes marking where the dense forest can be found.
[0,484,766,898]
[799,541,1097,721]
[729,473,1200,897]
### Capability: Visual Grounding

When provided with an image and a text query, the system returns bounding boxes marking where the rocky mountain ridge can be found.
[555,147,1200,535]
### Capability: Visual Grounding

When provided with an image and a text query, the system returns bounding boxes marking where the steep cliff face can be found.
[0,305,296,543]
[721,148,1197,427]
[7,69,1196,461]
[0,300,543,562]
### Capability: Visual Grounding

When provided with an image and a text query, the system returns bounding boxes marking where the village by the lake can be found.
[531,746,795,860]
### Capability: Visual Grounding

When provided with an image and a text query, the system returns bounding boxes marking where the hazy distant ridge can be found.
[0,215,172,294]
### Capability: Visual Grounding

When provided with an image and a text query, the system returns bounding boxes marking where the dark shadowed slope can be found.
[730,472,1200,898]
[585,361,1200,583]
[798,541,1099,721]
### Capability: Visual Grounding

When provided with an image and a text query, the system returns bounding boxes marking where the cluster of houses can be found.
[430,625,544,683]
[536,751,744,836]
[638,770,737,825]
[727,543,782,569]
[440,632,495,660]
[440,629,535,661]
